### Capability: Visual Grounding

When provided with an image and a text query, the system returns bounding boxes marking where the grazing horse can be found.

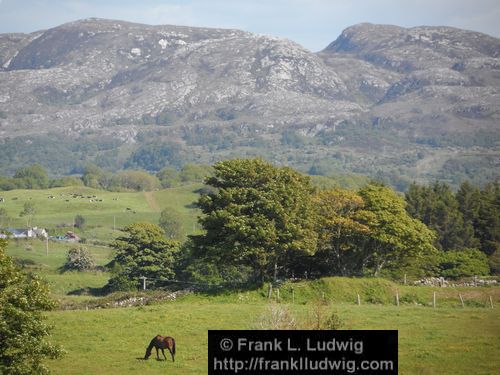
[144,335,176,362]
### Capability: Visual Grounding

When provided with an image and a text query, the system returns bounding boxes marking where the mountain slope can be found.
[0,19,498,187]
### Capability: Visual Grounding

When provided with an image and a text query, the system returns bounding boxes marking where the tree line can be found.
[106,158,497,292]
[0,163,211,192]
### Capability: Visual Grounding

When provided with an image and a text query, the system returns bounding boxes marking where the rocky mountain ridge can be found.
[0,19,498,188]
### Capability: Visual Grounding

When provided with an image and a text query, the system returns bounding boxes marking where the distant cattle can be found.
[0,197,4,203]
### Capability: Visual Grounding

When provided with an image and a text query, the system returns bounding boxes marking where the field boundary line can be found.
[143,191,161,212]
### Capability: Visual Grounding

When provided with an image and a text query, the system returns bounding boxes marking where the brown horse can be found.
[144,335,176,362]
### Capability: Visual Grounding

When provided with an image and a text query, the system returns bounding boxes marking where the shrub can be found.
[63,246,95,271]
[253,303,297,330]
[74,214,86,229]
[437,248,490,279]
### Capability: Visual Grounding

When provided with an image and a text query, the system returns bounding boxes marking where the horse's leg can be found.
[169,348,175,362]
[155,347,160,360]
[161,348,167,360]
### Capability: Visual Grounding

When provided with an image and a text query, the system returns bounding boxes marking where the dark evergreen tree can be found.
[475,182,500,256]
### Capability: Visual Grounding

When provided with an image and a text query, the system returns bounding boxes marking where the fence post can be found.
[459,293,465,308]
[404,274,407,285]
[268,283,273,300]
[292,288,295,304]
[396,291,400,307]
[490,296,494,309]
[140,276,147,290]
[433,291,436,308]
[277,289,280,303]
[357,294,361,306]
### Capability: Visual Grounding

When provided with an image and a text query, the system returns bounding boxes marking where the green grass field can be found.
[43,301,499,375]
[6,239,500,375]
[2,186,499,375]
[0,185,202,242]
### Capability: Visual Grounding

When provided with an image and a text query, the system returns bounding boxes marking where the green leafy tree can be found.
[13,164,49,189]
[49,176,84,188]
[157,167,180,188]
[19,201,36,227]
[313,189,370,276]
[81,164,106,189]
[436,248,490,279]
[359,184,437,276]
[116,170,160,191]
[107,222,178,291]
[63,246,95,271]
[125,141,183,171]
[178,164,212,183]
[488,249,500,275]
[158,208,184,240]
[191,158,318,284]
[0,239,64,374]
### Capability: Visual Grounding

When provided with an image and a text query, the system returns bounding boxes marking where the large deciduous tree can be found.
[0,239,63,374]
[314,188,370,276]
[358,184,437,276]
[191,158,317,284]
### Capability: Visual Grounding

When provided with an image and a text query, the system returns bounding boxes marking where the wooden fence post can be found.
[433,291,436,308]
[459,293,465,308]
[292,288,295,304]
[396,291,400,307]
[357,294,361,306]
[140,276,147,290]
[490,296,494,309]
[268,283,273,300]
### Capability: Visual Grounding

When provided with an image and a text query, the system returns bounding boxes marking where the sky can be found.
[0,0,499,51]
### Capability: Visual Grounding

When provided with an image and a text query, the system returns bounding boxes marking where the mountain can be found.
[0,19,498,188]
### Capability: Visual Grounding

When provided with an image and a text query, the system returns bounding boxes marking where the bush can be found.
[63,246,95,271]
[74,214,86,229]
[253,303,297,330]
[103,274,138,293]
[437,248,490,279]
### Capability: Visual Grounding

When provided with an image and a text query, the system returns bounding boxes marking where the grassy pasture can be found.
[5,238,500,374]
[44,301,499,375]
[0,185,201,242]
[5,238,111,298]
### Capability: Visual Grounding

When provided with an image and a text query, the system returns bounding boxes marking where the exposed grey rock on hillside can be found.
[0,19,498,187]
